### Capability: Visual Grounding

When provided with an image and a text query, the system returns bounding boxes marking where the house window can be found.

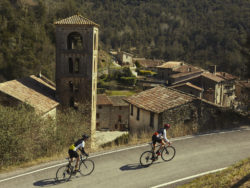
[118,115,122,122]
[131,104,133,116]
[119,106,122,110]
[150,112,154,128]
[69,58,73,73]
[74,83,79,93]
[70,97,74,107]
[136,108,140,121]
[98,105,102,109]
[69,81,73,92]
[75,58,80,73]
[96,113,99,119]
[96,123,100,128]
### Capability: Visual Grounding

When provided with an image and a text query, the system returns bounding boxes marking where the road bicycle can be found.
[56,154,95,182]
[140,142,176,167]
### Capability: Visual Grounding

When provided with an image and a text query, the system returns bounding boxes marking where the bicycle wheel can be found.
[79,159,95,176]
[56,165,73,182]
[140,151,154,166]
[161,146,176,161]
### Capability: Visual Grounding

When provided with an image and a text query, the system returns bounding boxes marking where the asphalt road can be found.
[0,127,250,188]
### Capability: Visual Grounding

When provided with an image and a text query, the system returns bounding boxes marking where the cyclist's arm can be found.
[80,147,88,156]
[163,129,170,144]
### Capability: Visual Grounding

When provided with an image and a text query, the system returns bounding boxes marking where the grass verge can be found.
[178,157,250,188]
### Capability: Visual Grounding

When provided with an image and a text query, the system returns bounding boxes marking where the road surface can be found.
[0,127,250,188]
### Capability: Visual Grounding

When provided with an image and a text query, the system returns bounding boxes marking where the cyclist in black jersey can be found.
[68,134,89,171]
[152,124,171,159]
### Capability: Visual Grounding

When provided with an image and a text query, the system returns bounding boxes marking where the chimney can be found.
[209,65,216,74]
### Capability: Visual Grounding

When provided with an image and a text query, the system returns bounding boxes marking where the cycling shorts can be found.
[152,135,163,145]
[68,149,79,158]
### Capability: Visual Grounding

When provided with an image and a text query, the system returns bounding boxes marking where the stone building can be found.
[235,80,250,111]
[156,61,204,85]
[195,72,237,107]
[124,86,196,132]
[169,82,203,98]
[54,15,99,137]
[124,85,233,133]
[0,75,59,118]
[96,94,129,131]
[117,51,133,66]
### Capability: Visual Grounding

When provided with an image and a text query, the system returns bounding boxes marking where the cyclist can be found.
[68,134,89,172]
[152,123,171,160]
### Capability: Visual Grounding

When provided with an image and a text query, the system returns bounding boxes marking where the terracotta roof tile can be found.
[124,86,195,113]
[108,96,128,106]
[134,59,165,68]
[0,75,59,114]
[97,94,112,105]
[54,14,99,27]
[170,70,203,78]
[157,61,183,69]
[215,72,237,81]
[174,64,203,73]
[170,82,203,91]
[201,72,224,83]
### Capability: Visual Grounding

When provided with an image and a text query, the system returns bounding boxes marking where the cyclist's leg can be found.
[156,139,164,155]
[68,150,74,166]
[152,135,157,154]
[74,152,80,171]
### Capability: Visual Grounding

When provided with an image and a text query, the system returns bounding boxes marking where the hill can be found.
[0,0,249,82]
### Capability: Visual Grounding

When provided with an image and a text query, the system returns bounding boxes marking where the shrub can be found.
[120,77,136,86]
[0,104,89,169]
[139,70,156,76]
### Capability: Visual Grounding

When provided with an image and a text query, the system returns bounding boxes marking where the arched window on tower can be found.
[67,32,83,50]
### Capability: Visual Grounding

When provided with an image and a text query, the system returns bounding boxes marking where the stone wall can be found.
[158,99,246,137]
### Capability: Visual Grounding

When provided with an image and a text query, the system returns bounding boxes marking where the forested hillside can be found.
[0,0,250,82]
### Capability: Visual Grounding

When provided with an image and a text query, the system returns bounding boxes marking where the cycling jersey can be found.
[153,128,169,143]
[69,139,85,151]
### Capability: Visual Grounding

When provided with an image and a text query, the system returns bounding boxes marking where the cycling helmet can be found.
[164,123,171,129]
[82,134,89,139]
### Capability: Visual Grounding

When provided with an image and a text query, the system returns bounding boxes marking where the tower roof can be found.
[54,14,99,27]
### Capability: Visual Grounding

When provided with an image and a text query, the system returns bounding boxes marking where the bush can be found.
[0,104,89,169]
[139,70,156,76]
[119,77,137,86]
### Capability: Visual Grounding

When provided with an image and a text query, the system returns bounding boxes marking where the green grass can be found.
[178,157,250,188]
[105,90,137,96]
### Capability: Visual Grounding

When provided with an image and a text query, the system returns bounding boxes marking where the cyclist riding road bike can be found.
[68,134,89,172]
[152,123,171,160]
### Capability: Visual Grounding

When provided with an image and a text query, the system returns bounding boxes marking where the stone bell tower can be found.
[54,15,99,142]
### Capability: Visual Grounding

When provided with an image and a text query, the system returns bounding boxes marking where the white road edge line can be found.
[151,167,227,188]
[0,128,248,183]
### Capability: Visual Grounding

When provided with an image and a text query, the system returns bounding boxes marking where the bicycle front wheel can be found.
[140,151,154,167]
[79,159,95,176]
[161,146,176,161]
[56,165,72,182]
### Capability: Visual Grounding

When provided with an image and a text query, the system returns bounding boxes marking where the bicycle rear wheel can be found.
[79,159,95,176]
[140,151,154,166]
[161,146,176,161]
[56,165,73,182]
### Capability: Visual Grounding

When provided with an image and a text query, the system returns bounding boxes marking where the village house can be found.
[189,72,237,107]
[156,61,204,85]
[124,86,197,132]
[124,85,230,133]
[235,80,250,111]
[0,75,59,118]
[96,94,129,131]
[133,58,165,72]
[169,82,203,98]
[117,51,133,67]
